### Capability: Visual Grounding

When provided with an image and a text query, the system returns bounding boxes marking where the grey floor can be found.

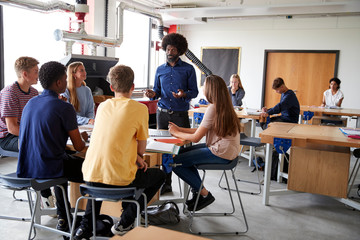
[1,152,360,240]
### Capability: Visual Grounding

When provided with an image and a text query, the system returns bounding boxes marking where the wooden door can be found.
[262,50,339,108]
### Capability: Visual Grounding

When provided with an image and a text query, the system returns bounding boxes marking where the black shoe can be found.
[160,184,172,195]
[73,226,92,240]
[56,218,69,232]
[187,192,215,211]
[185,191,198,208]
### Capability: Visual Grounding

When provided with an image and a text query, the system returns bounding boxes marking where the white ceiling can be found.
[129,0,360,25]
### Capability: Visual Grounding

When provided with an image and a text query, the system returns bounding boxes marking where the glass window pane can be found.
[3,6,70,91]
[116,10,150,89]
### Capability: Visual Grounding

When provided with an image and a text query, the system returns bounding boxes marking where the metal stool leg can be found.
[189,161,248,235]
[218,146,262,195]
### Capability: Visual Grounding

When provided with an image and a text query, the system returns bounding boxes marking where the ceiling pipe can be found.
[0,0,124,56]
[118,0,212,76]
[0,0,74,13]
[54,0,124,56]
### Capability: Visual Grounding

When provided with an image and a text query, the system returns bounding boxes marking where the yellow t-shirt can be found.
[82,97,149,186]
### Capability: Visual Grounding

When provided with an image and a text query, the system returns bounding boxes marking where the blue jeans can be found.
[173,144,231,191]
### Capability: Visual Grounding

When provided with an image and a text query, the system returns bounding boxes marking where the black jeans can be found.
[80,168,165,229]
[260,116,284,130]
[0,133,19,152]
[54,154,84,219]
[157,110,190,185]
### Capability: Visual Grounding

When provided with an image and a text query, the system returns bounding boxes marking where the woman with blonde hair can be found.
[62,62,95,125]
[169,75,241,211]
[228,73,245,106]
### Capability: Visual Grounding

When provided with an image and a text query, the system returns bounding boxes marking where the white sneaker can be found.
[41,195,57,217]
[41,195,56,209]
[111,222,133,236]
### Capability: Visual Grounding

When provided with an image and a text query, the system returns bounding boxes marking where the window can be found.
[2,5,70,91]
[1,2,158,91]
[116,10,152,89]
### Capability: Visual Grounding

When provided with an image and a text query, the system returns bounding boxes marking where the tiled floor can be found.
[1,152,360,240]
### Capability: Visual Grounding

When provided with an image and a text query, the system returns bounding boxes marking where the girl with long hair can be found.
[169,75,241,211]
[62,62,95,125]
[228,73,245,106]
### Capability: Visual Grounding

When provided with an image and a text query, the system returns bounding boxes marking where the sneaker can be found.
[74,226,92,240]
[187,192,215,211]
[41,195,57,217]
[56,218,69,232]
[111,222,133,236]
[185,191,198,208]
[41,195,55,208]
[160,184,172,195]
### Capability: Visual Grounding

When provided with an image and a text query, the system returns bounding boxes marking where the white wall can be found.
[180,16,360,109]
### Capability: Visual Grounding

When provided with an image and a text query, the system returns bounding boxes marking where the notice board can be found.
[200,47,241,86]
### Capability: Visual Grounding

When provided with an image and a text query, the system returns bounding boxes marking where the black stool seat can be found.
[0,146,19,158]
[353,149,360,158]
[196,157,238,170]
[79,185,143,201]
[0,172,32,190]
[240,133,264,147]
[187,156,248,235]
[70,184,148,239]
[30,178,67,191]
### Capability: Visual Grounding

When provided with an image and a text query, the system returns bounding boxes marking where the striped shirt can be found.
[0,82,38,138]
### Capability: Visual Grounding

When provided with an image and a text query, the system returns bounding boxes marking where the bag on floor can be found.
[142,201,180,225]
[96,214,114,237]
[252,157,265,172]
[271,151,289,181]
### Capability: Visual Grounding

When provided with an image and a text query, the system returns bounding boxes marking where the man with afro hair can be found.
[145,33,198,194]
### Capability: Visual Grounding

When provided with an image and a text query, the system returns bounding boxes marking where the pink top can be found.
[200,104,240,160]
[0,82,38,138]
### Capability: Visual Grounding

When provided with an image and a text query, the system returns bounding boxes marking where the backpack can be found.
[142,201,180,225]
[70,214,114,240]
[96,214,114,237]
[251,156,265,172]
[271,151,289,182]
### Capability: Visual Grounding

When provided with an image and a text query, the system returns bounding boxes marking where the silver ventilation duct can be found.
[118,0,212,76]
[0,0,74,13]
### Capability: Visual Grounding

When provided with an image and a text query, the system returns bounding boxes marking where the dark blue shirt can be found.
[228,86,245,107]
[267,89,300,123]
[153,58,198,111]
[17,89,78,178]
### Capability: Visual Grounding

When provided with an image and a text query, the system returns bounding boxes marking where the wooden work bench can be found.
[300,105,360,127]
[259,122,360,210]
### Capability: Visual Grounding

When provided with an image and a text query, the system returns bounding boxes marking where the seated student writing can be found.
[169,75,241,211]
[17,61,88,233]
[73,65,165,239]
[62,61,95,125]
[260,77,300,128]
[321,77,344,108]
[228,73,245,107]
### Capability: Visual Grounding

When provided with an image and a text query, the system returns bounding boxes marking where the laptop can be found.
[148,129,172,137]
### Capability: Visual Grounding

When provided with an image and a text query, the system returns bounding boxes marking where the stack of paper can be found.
[339,128,360,139]
[245,108,261,116]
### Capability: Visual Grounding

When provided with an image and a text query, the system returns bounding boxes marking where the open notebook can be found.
[146,140,180,155]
